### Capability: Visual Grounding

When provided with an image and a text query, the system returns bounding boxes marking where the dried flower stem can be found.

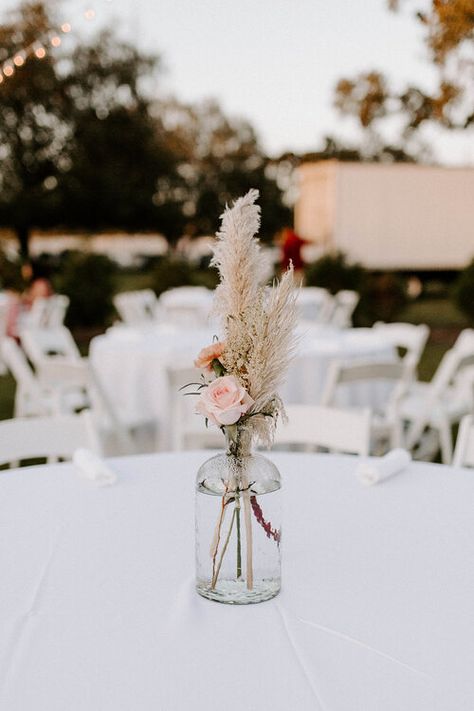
[242,485,254,590]
[210,485,230,582]
[235,492,242,579]
[211,507,237,589]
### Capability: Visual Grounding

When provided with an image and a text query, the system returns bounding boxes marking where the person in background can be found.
[21,259,54,307]
[280,227,307,278]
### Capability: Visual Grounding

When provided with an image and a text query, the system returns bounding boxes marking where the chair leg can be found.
[390,420,403,450]
[438,422,453,465]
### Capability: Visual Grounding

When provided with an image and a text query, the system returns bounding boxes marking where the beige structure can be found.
[295,161,474,270]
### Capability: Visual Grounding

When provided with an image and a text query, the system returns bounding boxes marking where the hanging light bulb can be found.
[50,35,62,48]
[34,45,46,59]
[61,22,71,33]
[13,51,26,67]
[84,8,96,20]
[3,63,14,77]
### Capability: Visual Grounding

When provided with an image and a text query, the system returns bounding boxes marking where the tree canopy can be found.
[333,0,474,152]
[0,1,288,254]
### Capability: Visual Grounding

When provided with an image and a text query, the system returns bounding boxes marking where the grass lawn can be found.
[0,373,15,420]
[0,296,467,422]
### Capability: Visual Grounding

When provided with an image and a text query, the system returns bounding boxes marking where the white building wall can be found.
[296,161,474,270]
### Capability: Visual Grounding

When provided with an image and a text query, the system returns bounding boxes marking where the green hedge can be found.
[453,258,474,325]
[54,251,118,329]
[305,251,408,325]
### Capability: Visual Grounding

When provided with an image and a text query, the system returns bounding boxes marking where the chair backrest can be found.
[46,295,70,327]
[373,322,429,362]
[320,356,416,422]
[321,359,411,410]
[37,358,135,450]
[160,286,210,302]
[0,411,100,467]
[23,297,50,328]
[453,328,474,353]
[296,287,333,323]
[114,290,157,325]
[330,290,360,328]
[274,404,371,456]
[429,346,474,398]
[1,337,38,393]
[21,326,81,367]
[453,414,474,468]
[159,288,213,327]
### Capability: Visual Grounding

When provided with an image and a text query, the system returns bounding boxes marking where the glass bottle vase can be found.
[195,427,281,604]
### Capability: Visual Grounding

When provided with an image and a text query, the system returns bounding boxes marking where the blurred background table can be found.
[90,324,394,448]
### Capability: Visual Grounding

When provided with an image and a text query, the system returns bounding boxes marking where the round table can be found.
[90,324,394,447]
[1,451,472,710]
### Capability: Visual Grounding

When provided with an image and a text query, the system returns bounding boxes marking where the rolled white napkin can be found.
[73,448,117,487]
[355,448,411,486]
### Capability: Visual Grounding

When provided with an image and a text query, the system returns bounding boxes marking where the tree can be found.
[334,1,474,148]
[0,2,185,255]
[0,2,72,256]
[159,99,291,241]
[0,2,289,254]
[60,32,186,242]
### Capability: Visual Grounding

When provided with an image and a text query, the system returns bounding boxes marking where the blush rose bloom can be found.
[195,375,254,426]
[194,341,226,371]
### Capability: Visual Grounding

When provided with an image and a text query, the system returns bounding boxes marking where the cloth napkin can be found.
[355,449,411,486]
[73,448,117,487]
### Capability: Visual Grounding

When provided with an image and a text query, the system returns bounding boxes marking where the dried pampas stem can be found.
[242,487,253,590]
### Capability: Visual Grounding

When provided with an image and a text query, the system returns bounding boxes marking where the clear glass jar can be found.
[195,426,281,604]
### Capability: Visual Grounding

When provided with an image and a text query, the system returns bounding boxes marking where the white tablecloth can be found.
[90,324,394,446]
[1,451,472,710]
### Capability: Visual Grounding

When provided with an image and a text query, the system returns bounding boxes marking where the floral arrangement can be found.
[190,189,297,595]
[193,188,297,448]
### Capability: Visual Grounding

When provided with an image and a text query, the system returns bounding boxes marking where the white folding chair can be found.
[23,297,50,328]
[453,415,474,468]
[296,287,334,324]
[330,290,360,328]
[373,322,429,368]
[273,404,371,455]
[402,342,474,463]
[46,295,70,327]
[21,326,81,367]
[0,411,100,467]
[159,288,213,328]
[321,359,414,452]
[167,365,224,451]
[1,337,52,417]
[36,358,142,456]
[114,289,158,326]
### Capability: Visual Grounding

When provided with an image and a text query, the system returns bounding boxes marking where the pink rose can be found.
[194,341,226,371]
[195,375,254,426]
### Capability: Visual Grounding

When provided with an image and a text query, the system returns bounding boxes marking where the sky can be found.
[4,0,474,163]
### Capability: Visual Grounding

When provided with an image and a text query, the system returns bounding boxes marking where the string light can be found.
[0,1,107,86]
[13,52,26,67]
